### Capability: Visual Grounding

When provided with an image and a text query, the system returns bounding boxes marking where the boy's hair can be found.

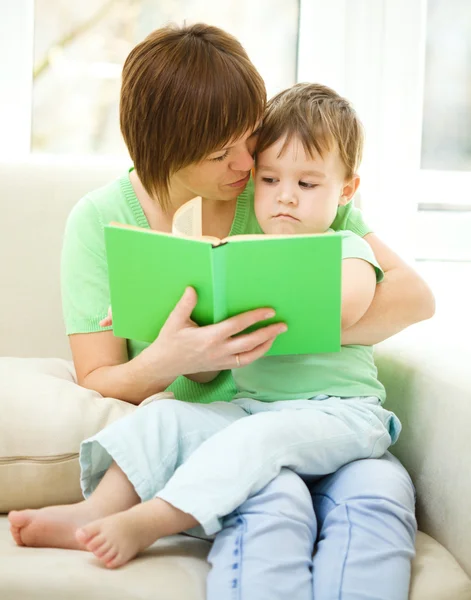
[257,83,363,178]
[120,23,266,208]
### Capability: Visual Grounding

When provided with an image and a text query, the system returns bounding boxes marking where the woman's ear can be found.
[339,174,360,205]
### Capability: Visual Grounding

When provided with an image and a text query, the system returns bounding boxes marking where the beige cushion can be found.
[0,516,210,600]
[409,533,471,600]
[0,357,136,512]
[0,518,469,600]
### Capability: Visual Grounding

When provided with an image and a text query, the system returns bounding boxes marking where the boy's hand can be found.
[99,307,113,328]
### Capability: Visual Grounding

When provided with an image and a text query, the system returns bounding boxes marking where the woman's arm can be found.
[341,233,435,345]
[70,331,177,405]
[341,258,376,330]
[98,306,222,386]
[71,288,285,405]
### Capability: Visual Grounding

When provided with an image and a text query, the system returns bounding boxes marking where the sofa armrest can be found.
[376,317,471,578]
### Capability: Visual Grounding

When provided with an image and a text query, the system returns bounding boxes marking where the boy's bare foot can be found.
[8,503,100,550]
[76,501,163,569]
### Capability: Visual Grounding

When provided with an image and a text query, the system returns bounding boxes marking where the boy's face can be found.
[254,135,358,235]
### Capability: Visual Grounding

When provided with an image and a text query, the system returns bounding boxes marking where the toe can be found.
[86,534,107,553]
[10,524,25,547]
[76,520,102,545]
[101,547,118,564]
[94,541,111,558]
[105,552,125,569]
[8,510,33,529]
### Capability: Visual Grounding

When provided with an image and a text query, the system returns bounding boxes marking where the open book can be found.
[104,198,342,356]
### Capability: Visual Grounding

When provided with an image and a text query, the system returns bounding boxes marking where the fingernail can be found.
[279,325,288,333]
[265,310,276,319]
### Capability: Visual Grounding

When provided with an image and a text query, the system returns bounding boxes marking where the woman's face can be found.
[172,128,259,202]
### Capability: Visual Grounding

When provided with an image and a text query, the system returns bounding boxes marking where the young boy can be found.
[9,83,401,569]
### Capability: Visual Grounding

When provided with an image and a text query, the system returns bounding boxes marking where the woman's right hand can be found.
[139,287,287,377]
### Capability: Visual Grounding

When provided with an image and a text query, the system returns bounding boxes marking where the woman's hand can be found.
[138,287,287,379]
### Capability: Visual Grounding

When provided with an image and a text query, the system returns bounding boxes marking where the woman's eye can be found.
[262,177,277,184]
[211,150,229,162]
[299,181,317,189]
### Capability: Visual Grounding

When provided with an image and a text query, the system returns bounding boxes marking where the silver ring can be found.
[235,354,241,368]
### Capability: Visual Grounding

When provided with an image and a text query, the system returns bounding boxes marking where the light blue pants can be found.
[206,455,416,600]
[80,397,413,599]
[80,396,400,535]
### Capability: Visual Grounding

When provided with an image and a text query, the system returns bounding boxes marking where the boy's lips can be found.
[227,173,250,188]
[273,213,300,222]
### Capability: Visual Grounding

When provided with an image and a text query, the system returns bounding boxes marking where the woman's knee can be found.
[313,453,416,510]
[246,469,316,520]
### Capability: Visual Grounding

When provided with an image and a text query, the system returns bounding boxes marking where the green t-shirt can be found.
[61,171,373,403]
[233,231,386,404]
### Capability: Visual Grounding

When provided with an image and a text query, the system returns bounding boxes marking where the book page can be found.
[172,196,203,237]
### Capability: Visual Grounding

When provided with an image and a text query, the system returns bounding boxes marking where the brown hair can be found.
[120,23,266,208]
[257,83,363,178]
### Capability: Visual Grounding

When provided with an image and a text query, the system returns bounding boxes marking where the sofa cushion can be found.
[0,357,136,512]
[0,516,210,600]
[409,532,471,600]
[0,517,469,600]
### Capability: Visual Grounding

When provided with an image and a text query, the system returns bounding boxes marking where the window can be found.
[421,0,471,173]
[418,0,471,260]
[31,0,299,156]
[1,0,469,261]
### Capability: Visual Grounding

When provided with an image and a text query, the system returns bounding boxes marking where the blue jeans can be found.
[207,453,417,600]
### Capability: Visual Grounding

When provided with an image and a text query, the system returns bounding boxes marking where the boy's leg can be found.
[80,398,247,501]
[72,399,248,565]
[156,396,399,536]
[11,399,246,553]
[8,461,140,550]
[309,452,416,600]
[207,469,317,600]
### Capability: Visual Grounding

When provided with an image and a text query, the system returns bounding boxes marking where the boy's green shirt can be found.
[233,230,386,403]
[61,172,378,404]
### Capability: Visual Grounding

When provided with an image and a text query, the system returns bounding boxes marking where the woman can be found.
[11,23,431,599]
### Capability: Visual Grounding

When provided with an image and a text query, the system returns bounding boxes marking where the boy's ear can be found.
[339,174,360,205]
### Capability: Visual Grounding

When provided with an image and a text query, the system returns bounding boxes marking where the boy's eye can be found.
[299,181,317,189]
[262,177,277,184]
[211,150,229,162]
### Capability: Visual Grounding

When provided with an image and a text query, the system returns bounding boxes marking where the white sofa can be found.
[0,159,470,600]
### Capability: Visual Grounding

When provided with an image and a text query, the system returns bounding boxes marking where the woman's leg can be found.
[207,469,317,600]
[308,452,417,600]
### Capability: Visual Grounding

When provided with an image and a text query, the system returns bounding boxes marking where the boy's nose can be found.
[277,190,297,205]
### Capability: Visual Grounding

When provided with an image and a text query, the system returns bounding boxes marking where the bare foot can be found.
[8,503,99,550]
[76,502,162,569]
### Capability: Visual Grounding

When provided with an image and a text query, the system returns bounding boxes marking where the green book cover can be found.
[104,224,342,356]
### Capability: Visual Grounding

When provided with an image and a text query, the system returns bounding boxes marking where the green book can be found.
[104,224,342,356]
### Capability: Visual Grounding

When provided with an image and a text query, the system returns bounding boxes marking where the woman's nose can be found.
[231,148,254,172]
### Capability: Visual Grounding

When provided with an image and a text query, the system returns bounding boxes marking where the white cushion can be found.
[0,357,135,511]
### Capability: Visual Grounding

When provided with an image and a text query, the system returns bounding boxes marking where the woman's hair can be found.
[120,23,266,208]
[256,83,364,179]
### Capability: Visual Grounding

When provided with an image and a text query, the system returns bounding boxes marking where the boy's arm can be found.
[186,371,221,383]
[342,233,435,345]
[341,258,377,330]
